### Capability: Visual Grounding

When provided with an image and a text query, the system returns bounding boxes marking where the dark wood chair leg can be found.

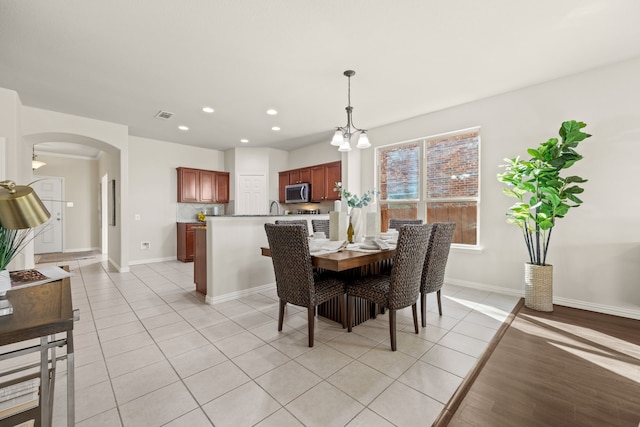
[421,292,427,327]
[278,300,286,331]
[389,309,397,351]
[307,307,315,347]
[412,303,419,334]
[347,296,353,332]
[340,294,346,329]
[437,289,442,316]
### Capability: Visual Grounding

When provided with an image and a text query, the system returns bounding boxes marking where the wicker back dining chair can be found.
[420,222,456,327]
[275,219,309,236]
[264,223,346,347]
[346,223,432,351]
[311,219,330,235]
[388,218,423,230]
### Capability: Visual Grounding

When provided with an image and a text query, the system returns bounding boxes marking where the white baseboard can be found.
[129,256,177,266]
[205,283,275,305]
[108,257,129,273]
[446,277,640,320]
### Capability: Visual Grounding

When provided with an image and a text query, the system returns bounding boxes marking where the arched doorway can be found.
[24,132,129,272]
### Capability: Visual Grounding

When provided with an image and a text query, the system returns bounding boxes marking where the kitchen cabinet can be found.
[278,172,289,202]
[278,161,341,203]
[310,161,342,202]
[177,167,229,203]
[194,226,207,294]
[216,172,230,203]
[177,222,201,262]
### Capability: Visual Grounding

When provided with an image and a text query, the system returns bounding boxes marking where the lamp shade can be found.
[338,141,352,152]
[356,132,371,149]
[331,129,344,146]
[32,159,46,170]
[0,181,51,230]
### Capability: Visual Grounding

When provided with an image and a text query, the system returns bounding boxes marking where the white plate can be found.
[359,243,379,250]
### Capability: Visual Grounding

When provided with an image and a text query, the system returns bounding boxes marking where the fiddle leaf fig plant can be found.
[497,120,591,266]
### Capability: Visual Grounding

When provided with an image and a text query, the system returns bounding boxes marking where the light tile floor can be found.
[28,256,519,426]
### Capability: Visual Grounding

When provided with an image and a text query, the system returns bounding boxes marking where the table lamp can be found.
[0,179,51,315]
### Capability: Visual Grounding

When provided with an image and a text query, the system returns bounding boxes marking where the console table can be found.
[0,275,76,426]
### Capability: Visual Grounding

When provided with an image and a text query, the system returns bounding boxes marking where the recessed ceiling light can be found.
[266,109,278,115]
[240,139,249,143]
[202,106,214,113]
[178,125,189,131]
[271,126,281,131]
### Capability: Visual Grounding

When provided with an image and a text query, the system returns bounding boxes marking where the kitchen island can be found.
[203,214,329,304]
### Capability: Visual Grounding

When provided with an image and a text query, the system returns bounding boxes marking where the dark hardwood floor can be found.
[438,301,640,426]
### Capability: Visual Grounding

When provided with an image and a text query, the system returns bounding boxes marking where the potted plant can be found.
[497,120,591,311]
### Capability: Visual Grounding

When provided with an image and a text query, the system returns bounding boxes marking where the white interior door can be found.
[33,177,64,254]
[237,174,267,215]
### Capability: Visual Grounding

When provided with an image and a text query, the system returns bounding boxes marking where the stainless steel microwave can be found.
[285,183,310,203]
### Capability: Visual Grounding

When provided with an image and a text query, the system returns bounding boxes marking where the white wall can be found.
[356,56,640,318]
[35,155,100,252]
[128,135,225,263]
[0,88,21,181]
[268,149,288,202]
[287,142,341,170]
[22,106,130,271]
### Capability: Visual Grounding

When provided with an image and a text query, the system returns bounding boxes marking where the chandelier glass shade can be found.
[32,146,46,170]
[331,70,371,152]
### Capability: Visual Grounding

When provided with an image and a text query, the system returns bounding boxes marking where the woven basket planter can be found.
[524,263,553,312]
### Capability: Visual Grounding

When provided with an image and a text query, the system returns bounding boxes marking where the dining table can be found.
[261,243,397,326]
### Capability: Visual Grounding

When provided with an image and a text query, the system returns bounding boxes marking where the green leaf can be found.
[555,203,570,216]
[566,194,583,204]
[563,185,584,194]
[565,176,588,184]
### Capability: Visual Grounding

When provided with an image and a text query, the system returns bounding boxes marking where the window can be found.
[377,129,479,245]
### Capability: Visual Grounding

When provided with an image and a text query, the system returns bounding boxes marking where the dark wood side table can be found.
[0,275,76,427]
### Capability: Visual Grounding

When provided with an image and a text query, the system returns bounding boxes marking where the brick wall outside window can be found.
[378,130,480,244]
[427,132,479,198]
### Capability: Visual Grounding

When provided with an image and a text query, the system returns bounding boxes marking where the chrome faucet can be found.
[269,200,281,215]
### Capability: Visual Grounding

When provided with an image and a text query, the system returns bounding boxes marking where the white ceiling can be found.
[2,0,640,158]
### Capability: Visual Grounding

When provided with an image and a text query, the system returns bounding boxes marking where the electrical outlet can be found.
[141,241,150,250]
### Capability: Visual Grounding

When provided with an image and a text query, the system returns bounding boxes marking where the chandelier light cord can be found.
[330,70,371,152]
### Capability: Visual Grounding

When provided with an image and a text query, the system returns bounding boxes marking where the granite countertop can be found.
[208,214,328,217]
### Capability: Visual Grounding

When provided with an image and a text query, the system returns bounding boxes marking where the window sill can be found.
[450,244,484,254]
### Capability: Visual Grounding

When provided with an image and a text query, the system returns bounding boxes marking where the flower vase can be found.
[349,207,364,243]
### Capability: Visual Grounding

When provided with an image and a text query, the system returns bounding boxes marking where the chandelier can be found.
[330,70,371,152]
[32,146,46,170]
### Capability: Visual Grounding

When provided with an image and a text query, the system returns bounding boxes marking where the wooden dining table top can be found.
[260,246,396,272]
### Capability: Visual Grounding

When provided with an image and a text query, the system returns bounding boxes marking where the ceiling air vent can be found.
[155,110,174,120]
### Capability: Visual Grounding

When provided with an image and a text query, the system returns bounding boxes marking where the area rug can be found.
[35,250,100,264]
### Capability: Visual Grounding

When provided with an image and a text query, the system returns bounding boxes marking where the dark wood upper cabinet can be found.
[310,161,341,202]
[324,161,342,201]
[310,165,325,202]
[215,172,230,203]
[177,167,229,203]
[278,172,289,203]
[279,161,341,203]
[199,170,216,203]
[177,167,200,203]
[299,168,311,184]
